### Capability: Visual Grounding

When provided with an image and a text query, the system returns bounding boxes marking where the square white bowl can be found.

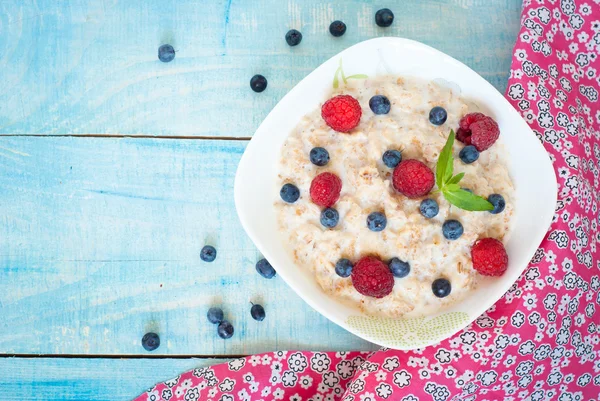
[234,37,557,349]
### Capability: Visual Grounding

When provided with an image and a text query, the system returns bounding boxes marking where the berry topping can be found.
[285,29,302,46]
[351,256,394,298]
[388,257,410,278]
[280,183,300,203]
[392,159,435,198]
[375,8,394,27]
[459,145,480,164]
[217,320,234,339]
[321,95,362,133]
[200,245,217,262]
[420,199,439,218]
[459,112,485,131]
[382,149,402,168]
[442,219,464,240]
[310,172,342,207]
[471,238,508,276]
[470,117,500,151]
[250,74,268,92]
[310,147,330,166]
[320,207,340,228]
[329,20,347,37]
[256,258,276,279]
[456,128,472,145]
[142,332,160,351]
[335,258,353,277]
[429,106,448,126]
[250,304,266,321]
[369,95,391,115]
[487,194,506,214]
[158,44,175,62]
[432,278,451,298]
[366,212,387,232]
[207,307,224,324]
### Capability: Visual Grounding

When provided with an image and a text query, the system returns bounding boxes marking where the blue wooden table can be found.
[0,1,522,399]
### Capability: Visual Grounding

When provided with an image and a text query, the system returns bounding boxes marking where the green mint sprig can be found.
[333,58,368,89]
[435,130,494,212]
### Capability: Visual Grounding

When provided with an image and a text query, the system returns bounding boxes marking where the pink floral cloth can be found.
[137,2,600,400]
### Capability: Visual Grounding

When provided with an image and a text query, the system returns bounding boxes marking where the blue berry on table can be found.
[329,20,347,37]
[200,245,217,262]
[320,207,339,228]
[280,183,300,203]
[432,278,452,298]
[141,332,160,351]
[375,8,394,27]
[158,44,175,62]
[367,212,387,232]
[207,307,224,324]
[388,257,410,278]
[250,74,268,92]
[459,145,480,164]
[382,149,402,168]
[285,29,302,46]
[217,320,234,339]
[256,258,276,279]
[429,106,448,126]
[420,199,439,218]
[369,95,391,115]
[250,304,266,321]
[335,258,353,277]
[488,194,506,214]
[310,147,330,166]
[442,220,464,240]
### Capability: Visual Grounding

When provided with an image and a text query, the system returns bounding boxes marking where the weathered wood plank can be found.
[0,0,521,136]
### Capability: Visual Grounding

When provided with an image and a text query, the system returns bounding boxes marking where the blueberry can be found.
[256,258,276,279]
[375,8,394,27]
[310,147,330,166]
[442,220,464,240]
[217,320,234,339]
[207,307,224,324]
[388,257,410,278]
[280,183,300,203]
[200,245,217,262]
[335,258,353,277]
[429,106,448,126]
[488,194,506,214]
[369,95,391,115]
[285,29,302,46]
[320,207,339,228]
[432,278,452,298]
[141,332,160,351]
[420,199,439,218]
[329,20,347,37]
[250,304,266,321]
[367,212,387,232]
[459,145,480,164]
[382,150,402,168]
[158,44,175,62]
[250,74,268,93]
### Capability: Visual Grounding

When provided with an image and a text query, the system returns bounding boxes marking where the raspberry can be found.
[471,238,508,277]
[310,172,342,207]
[456,127,472,145]
[392,160,435,198]
[351,256,394,298]
[321,95,362,133]
[459,112,485,131]
[470,117,500,151]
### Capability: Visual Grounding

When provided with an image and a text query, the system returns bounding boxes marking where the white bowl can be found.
[234,37,557,349]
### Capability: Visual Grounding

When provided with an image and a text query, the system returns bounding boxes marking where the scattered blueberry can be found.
[310,147,330,166]
[488,194,506,214]
[329,20,347,37]
[158,44,175,62]
[250,74,268,93]
[217,320,234,339]
[250,304,266,321]
[256,258,276,279]
[442,220,464,240]
[429,106,448,126]
[280,183,300,203]
[320,207,340,228]
[459,145,480,164]
[388,257,410,278]
[375,8,394,27]
[432,278,452,298]
[141,332,160,351]
[420,199,439,218]
[335,258,353,277]
[367,212,387,232]
[200,245,217,262]
[207,307,224,324]
[285,29,302,46]
[369,95,391,115]
[382,149,402,168]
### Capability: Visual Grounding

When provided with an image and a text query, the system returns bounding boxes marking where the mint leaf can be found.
[445,183,460,192]
[447,172,465,185]
[346,74,368,80]
[436,130,455,189]
[443,188,494,211]
[333,67,340,88]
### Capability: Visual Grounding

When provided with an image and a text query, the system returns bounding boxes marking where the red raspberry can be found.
[321,95,362,133]
[456,127,472,145]
[459,112,485,131]
[310,172,342,207]
[392,160,435,198]
[351,256,394,298]
[470,117,500,151]
[471,238,508,277]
